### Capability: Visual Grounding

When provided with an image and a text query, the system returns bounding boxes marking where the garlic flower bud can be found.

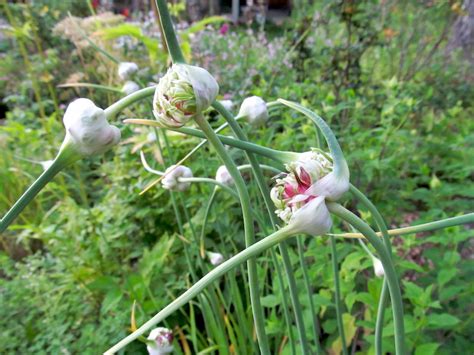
[237,96,268,126]
[161,165,193,191]
[122,81,140,95]
[207,251,225,266]
[219,99,234,111]
[153,64,219,128]
[270,149,349,235]
[146,327,173,355]
[60,98,121,157]
[215,165,233,186]
[118,62,138,80]
[372,257,385,277]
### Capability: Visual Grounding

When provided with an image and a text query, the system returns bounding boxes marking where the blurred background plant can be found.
[0,0,473,354]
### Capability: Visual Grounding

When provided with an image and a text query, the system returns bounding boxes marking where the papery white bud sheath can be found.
[40,160,54,171]
[60,98,121,157]
[161,165,193,191]
[215,165,233,186]
[219,99,234,111]
[372,257,385,277]
[153,64,219,128]
[306,171,350,202]
[238,96,268,126]
[122,81,140,95]
[118,62,139,80]
[147,327,174,355]
[207,251,225,266]
[288,196,332,236]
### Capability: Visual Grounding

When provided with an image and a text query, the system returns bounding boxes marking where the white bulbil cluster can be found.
[207,251,225,266]
[161,165,193,191]
[118,62,139,80]
[61,98,121,157]
[147,327,174,355]
[153,64,219,127]
[122,81,140,95]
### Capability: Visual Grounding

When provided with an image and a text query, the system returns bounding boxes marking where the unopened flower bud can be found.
[372,257,385,277]
[207,251,225,266]
[215,165,233,186]
[60,98,121,157]
[219,99,234,111]
[40,160,54,171]
[147,327,173,355]
[161,165,193,191]
[122,81,140,95]
[153,64,219,127]
[118,62,138,80]
[238,96,268,126]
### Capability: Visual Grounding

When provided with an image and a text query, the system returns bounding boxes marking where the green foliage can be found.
[1,1,473,354]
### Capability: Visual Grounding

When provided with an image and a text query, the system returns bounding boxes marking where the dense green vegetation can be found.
[0,1,473,354]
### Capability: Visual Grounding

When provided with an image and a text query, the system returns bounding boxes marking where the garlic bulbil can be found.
[146,327,173,355]
[270,149,349,235]
[153,64,219,128]
[215,165,233,186]
[60,98,121,157]
[372,257,385,277]
[161,165,193,191]
[237,96,268,126]
[118,62,138,80]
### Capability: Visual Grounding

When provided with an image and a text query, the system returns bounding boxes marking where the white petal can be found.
[288,196,332,236]
[306,171,349,201]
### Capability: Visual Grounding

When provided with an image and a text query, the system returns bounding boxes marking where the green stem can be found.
[154,0,185,63]
[330,213,474,239]
[104,225,295,354]
[349,185,392,355]
[213,101,311,353]
[179,177,238,198]
[105,86,156,119]
[330,236,348,354]
[57,83,123,93]
[193,114,270,354]
[0,147,79,233]
[277,99,348,178]
[327,203,406,355]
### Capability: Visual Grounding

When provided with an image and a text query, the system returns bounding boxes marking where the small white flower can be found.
[153,64,219,127]
[207,251,225,266]
[147,327,173,355]
[219,99,234,111]
[60,98,121,157]
[237,96,268,126]
[161,165,193,191]
[372,257,385,277]
[122,81,140,95]
[215,165,233,186]
[118,62,138,80]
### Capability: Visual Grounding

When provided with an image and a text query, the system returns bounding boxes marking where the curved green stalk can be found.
[327,203,406,355]
[125,118,298,163]
[0,146,80,233]
[330,236,348,355]
[349,185,392,355]
[179,177,238,198]
[104,86,156,119]
[330,213,474,239]
[57,83,123,93]
[213,101,312,353]
[104,225,295,354]
[193,114,270,354]
[200,187,219,257]
[154,0,185,63]
[277,99,348,178]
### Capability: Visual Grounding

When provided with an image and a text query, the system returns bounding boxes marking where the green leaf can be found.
[427,313,460,329]
[260,295,280,308]
[414,343,440,355]
[437,268,457,287]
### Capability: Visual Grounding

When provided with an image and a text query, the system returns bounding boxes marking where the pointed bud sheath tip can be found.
[153,64,219,128]
[287,196,333,235]
[215,165,234,186]
[161,165,193,191]
[372,257,385,277]
[207,251,225,266]
[238,96,268,126]
[118,62,139,80]
[60,98,120,158]
[147,327,173,355]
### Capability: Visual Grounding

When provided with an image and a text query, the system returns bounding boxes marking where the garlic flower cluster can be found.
[270,150,349,235]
